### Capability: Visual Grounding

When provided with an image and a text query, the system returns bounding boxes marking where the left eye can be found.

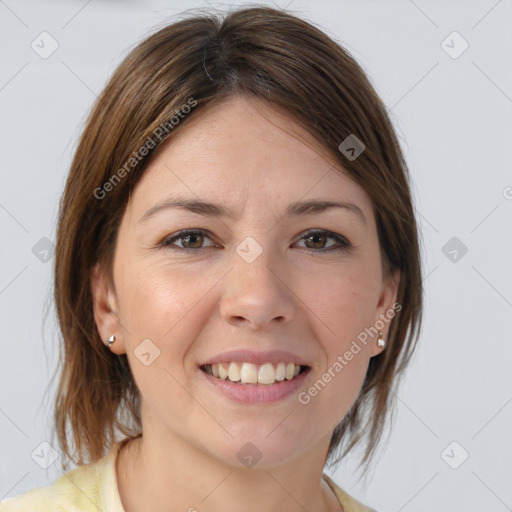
[295,230,351,251]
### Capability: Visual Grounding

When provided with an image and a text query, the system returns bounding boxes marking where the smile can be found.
[200,362,308,385]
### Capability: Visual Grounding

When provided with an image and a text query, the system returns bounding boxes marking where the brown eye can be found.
[304,232,328,249]
[161,229,217,250]
[180,232,204,249]
[296,230,351,252]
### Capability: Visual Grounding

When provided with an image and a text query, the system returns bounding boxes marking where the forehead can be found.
[128,95,374,220]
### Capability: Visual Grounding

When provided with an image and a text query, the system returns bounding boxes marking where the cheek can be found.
[313,264,380,340]
[115,258,217,355]
[318,349,369,427]
[113,260,210,402]
[299,270,376,422]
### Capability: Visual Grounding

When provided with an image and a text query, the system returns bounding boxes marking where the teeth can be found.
[275,362,286,381]
[258,363,275,385]
[241,362,258,384]
[203,362,305,385]
[218,363,228,380]
[227,362,241,382]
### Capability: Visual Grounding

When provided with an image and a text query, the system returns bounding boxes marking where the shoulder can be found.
[0,440,127,512]
[322,473,378,512]
[0,464,100,512]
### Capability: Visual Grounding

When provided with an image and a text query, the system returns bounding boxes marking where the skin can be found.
[91,94,400,512]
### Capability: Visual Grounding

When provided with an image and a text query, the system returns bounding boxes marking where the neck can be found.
[116,430,342,512]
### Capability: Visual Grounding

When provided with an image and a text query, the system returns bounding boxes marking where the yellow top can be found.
[0,439,377,511]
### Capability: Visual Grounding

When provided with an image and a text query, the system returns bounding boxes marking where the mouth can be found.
[200,362,309,385]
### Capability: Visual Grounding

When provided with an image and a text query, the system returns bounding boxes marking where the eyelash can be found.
[159,229,352,254]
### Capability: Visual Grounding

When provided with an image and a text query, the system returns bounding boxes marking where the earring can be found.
[377,331,385,348]
[107,335,116,348]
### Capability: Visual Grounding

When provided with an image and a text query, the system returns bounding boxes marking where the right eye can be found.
[160,229,219,251]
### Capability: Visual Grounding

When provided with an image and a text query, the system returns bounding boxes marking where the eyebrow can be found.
[138,197,367,225]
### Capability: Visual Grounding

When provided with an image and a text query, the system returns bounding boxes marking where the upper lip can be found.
[199,349,311,367]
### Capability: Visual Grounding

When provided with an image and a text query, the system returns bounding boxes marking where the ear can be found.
[370,268,401,357]
[90,263,126,354]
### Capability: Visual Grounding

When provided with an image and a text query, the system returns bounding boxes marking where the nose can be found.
[219,244,296,330]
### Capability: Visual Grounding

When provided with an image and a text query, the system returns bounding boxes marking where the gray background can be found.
[1,0,511,510]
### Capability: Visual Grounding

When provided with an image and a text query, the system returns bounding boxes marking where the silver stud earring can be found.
[377,331,385,348]
[107,335,116,348]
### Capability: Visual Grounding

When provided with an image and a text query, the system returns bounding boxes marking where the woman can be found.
[0,5,422,512]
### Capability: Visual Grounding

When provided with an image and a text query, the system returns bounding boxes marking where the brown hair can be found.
[51,5,422,475]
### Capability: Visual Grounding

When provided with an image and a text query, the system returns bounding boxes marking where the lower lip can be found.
[200,367,311,404]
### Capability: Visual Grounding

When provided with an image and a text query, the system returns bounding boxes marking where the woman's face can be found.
[92,94,399,468]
